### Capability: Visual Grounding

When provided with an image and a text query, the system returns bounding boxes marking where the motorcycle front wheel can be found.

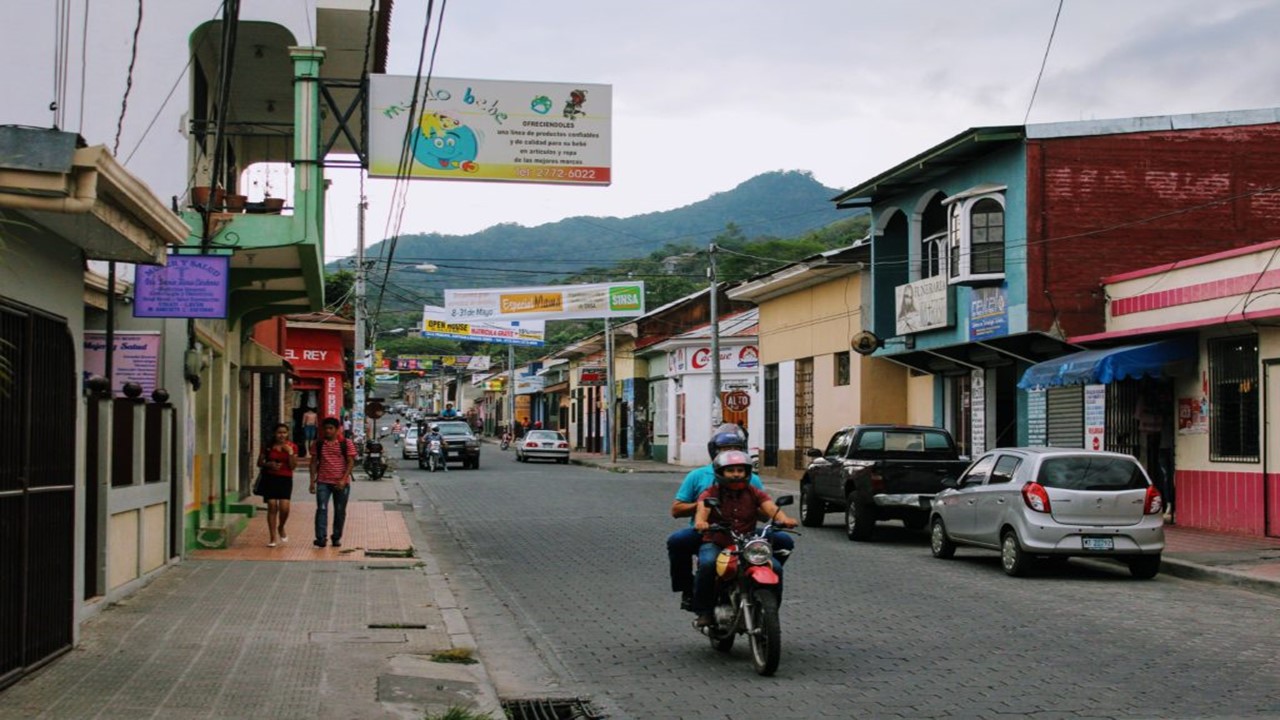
[748,589,781,676]
[708,625,734,653]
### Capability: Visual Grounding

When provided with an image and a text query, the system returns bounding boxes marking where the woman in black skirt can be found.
[257,423,299,547]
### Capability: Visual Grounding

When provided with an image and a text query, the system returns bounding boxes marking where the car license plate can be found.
[1082,536,1114,551]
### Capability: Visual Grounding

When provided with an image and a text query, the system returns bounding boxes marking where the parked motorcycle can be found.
[425,438,445,472]
[695,495,796,676]
[363,434,388,480]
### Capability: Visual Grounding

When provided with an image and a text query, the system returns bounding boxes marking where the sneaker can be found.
[279,535,289,543]
[331,537,342,548]
[313,539,326,548]
[267,542,277,548]
[679,590,694,612]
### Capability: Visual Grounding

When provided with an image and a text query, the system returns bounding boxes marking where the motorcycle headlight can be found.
[742,539,772,566]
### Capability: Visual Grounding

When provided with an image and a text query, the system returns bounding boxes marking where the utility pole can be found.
[605,318,615,461]
[353,197,367,442]
[709,242,722,428]
[507,343,516,437]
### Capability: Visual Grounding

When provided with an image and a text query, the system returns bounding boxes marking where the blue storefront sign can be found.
[133,255,230,319]
[969,286,1008,340]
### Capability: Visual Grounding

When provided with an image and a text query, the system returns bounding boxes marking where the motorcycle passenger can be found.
[424,424,447,472]
[692,450,797,628]
[667,424,794,610]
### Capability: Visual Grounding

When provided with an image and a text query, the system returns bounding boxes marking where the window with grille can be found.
[1209,335,1259,462]
[834,352,850,386]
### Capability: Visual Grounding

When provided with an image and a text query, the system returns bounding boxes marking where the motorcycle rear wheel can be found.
[749,589,781,676]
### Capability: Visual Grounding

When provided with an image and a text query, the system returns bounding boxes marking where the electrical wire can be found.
[1024,0,1064,125]
[77,0,90,133]
[374,0,444,324]
[51,0,71,128]
[123,2,227,165]
[113,0,144,156]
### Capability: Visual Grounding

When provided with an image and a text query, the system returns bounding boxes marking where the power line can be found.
[113,0,144,156]
[1024,0,1064,125]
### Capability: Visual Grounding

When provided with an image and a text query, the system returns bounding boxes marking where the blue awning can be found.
[1018,337,1196,389]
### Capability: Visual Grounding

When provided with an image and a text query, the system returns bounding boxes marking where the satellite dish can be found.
[850,331,883,356]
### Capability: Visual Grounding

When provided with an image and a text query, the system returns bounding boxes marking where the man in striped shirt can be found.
[309,417,357,548]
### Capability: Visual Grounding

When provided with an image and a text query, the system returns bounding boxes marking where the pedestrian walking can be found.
[301,407,318,457]
[256,423,298,547]
[309,417,357,548]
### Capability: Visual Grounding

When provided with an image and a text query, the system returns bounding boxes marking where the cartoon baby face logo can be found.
[563,89,587,119]
[412,112,480,172]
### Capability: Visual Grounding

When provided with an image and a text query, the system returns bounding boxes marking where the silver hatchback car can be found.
[929,447,1165,578]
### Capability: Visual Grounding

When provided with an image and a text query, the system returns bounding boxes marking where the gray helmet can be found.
[712,449,753,482]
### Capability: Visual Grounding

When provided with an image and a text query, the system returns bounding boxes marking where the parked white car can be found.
[402,426,419,459]
[929,447,1165,578]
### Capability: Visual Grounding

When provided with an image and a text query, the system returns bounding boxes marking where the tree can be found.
[324,270,356,318]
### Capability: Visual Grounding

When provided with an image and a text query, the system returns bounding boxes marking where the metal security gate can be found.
[794,359,814,470]
[1046,385,1084,448]
[0,298,76,690]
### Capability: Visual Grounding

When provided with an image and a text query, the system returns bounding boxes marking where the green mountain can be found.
[339,170,855,312]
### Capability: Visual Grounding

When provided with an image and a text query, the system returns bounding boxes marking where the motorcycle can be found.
[500,430,512,451]
[695,495,796,676]
[363,434,388,480]
[425,438,445,472]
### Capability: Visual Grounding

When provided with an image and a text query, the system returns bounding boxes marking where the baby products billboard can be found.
[369,76,612,185]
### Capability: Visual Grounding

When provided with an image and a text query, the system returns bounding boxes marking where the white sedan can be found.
[515,430,570,464]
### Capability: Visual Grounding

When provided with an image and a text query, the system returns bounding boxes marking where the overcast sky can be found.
[328,0,1280,260]
[6,0,1280,265]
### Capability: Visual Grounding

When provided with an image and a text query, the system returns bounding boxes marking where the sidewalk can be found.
[569,449,1280,597]
[0,472,503,720]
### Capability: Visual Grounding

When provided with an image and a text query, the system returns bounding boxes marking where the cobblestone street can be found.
[410,459,1280,720]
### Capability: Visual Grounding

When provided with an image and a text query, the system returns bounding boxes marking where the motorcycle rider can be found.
[424,423,447,472]
[692,449,797,627]
[667,424,794,610]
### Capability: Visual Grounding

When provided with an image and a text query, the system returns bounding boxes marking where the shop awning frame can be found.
[1018,337,1197,389]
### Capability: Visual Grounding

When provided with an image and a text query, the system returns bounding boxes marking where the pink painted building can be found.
[1072,240,1280,537]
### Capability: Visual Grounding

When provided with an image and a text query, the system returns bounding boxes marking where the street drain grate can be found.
[501,698,604,719]
[366,548,416,558]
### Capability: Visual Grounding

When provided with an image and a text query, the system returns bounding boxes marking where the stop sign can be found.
[724,390,751,412]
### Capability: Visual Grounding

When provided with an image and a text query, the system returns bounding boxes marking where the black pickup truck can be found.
[798,425,971,541]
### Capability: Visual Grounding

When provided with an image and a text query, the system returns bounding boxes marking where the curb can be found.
[1159,556,1280,598]
[392,479,506,718]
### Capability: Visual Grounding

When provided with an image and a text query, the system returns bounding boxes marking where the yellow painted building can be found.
[729,244,913,480]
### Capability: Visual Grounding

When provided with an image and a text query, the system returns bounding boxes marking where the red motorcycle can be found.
[696,495,797,676]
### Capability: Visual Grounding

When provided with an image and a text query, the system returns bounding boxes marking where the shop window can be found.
[1209,335,1259,462]
[834,352,850,386]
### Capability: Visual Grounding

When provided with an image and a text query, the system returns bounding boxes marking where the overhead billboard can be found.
[444,282,644,321]
[421,305,545,346]
[395,355,492,371]
[369,76,612,185]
